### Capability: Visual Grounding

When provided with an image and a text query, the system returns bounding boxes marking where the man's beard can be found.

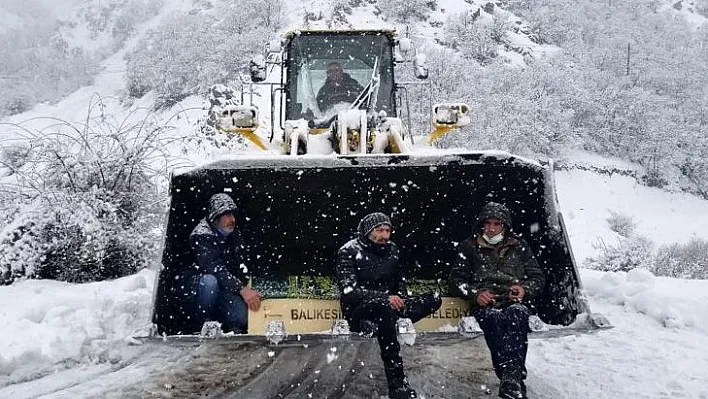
[370,240,391,254]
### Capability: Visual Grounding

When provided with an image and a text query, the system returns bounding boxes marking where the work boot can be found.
[499,377,524,399]
[385,359,417,399]
[359,319,378,338]
[388,379,417,399]
[498,361,526,399]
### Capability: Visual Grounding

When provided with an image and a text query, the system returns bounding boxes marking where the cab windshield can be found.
[285,33,396,121]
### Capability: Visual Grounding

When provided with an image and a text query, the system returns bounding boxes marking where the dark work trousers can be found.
[346,292,442,387]
[472,303,531,381]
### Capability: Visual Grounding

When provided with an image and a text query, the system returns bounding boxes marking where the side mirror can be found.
[413,53,429,80]
[249,54,267,83]
[396,37,413,61]
[267,39,282,54]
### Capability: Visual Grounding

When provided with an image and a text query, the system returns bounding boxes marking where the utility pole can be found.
[626,43,631,76]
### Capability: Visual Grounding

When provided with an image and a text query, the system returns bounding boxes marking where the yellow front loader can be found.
[151,30,609,344]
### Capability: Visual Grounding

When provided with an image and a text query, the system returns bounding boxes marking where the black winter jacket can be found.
[449,234,544,309]
[316,73,364,111]
[335,237,407,311]
[188,220,249,293]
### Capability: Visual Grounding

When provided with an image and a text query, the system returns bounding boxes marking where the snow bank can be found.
[527,268,708,399]
[582,268,708,332]
[0,270,155,385]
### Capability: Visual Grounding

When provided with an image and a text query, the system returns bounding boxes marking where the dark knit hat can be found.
[358,212,392,237]
[207,193,238,222]
[476,202,512,228]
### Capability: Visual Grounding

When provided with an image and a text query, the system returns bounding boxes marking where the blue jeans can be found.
[195,274,248,333]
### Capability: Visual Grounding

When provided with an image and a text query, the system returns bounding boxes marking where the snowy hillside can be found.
[557,164,708,264]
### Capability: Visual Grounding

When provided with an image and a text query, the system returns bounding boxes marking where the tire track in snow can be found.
[8,337,504,398]
[232,340,384,398]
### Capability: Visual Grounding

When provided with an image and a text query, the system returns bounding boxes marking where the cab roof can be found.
[284,29,397,40]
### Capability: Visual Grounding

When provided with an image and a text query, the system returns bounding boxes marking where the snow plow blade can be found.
[153,152,589,336]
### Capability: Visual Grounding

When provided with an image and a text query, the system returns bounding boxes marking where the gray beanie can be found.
[358,212,392,237]
[207,193,238,222]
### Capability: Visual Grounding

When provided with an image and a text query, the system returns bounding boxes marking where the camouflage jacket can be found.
[448,235,544,308]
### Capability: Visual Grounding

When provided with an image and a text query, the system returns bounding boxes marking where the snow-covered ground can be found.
[1,166,707,398]
[0,270,156,398]
[557,167,708,264]
[529,269,708,399]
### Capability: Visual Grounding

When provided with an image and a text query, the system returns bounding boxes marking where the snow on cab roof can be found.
[284,29,397,38]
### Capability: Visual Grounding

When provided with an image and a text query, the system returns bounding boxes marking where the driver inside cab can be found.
[316,61,364,113]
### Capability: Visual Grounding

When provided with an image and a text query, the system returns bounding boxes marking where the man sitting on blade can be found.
[449,202,545,399]
[336,212,442,399]
[187,193,262,334]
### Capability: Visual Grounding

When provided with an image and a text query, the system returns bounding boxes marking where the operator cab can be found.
[284,31,397,122]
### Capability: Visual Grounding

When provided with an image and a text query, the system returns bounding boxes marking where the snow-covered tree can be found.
[124,0,283,108]
[442,10,507,65]
[585,235,654,273]
[0,102,175,284]
[654,238,708,279]
[375,0,437,23]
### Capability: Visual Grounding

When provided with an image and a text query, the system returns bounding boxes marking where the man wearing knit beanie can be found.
[448,202,545,399]
[336,212,442,399]
[357,212,393,238]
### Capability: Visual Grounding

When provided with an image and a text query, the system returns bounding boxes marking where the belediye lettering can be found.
[426,308,470,319]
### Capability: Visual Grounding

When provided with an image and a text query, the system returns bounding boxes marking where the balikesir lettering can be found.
[291,308,342,320]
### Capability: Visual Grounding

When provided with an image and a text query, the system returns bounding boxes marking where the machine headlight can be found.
[433,103,470,126]
[219,105,259,130]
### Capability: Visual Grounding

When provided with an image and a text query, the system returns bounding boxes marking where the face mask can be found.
[483,233,504,245]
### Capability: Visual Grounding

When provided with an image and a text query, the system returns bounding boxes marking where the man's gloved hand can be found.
[240,287,262,311]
